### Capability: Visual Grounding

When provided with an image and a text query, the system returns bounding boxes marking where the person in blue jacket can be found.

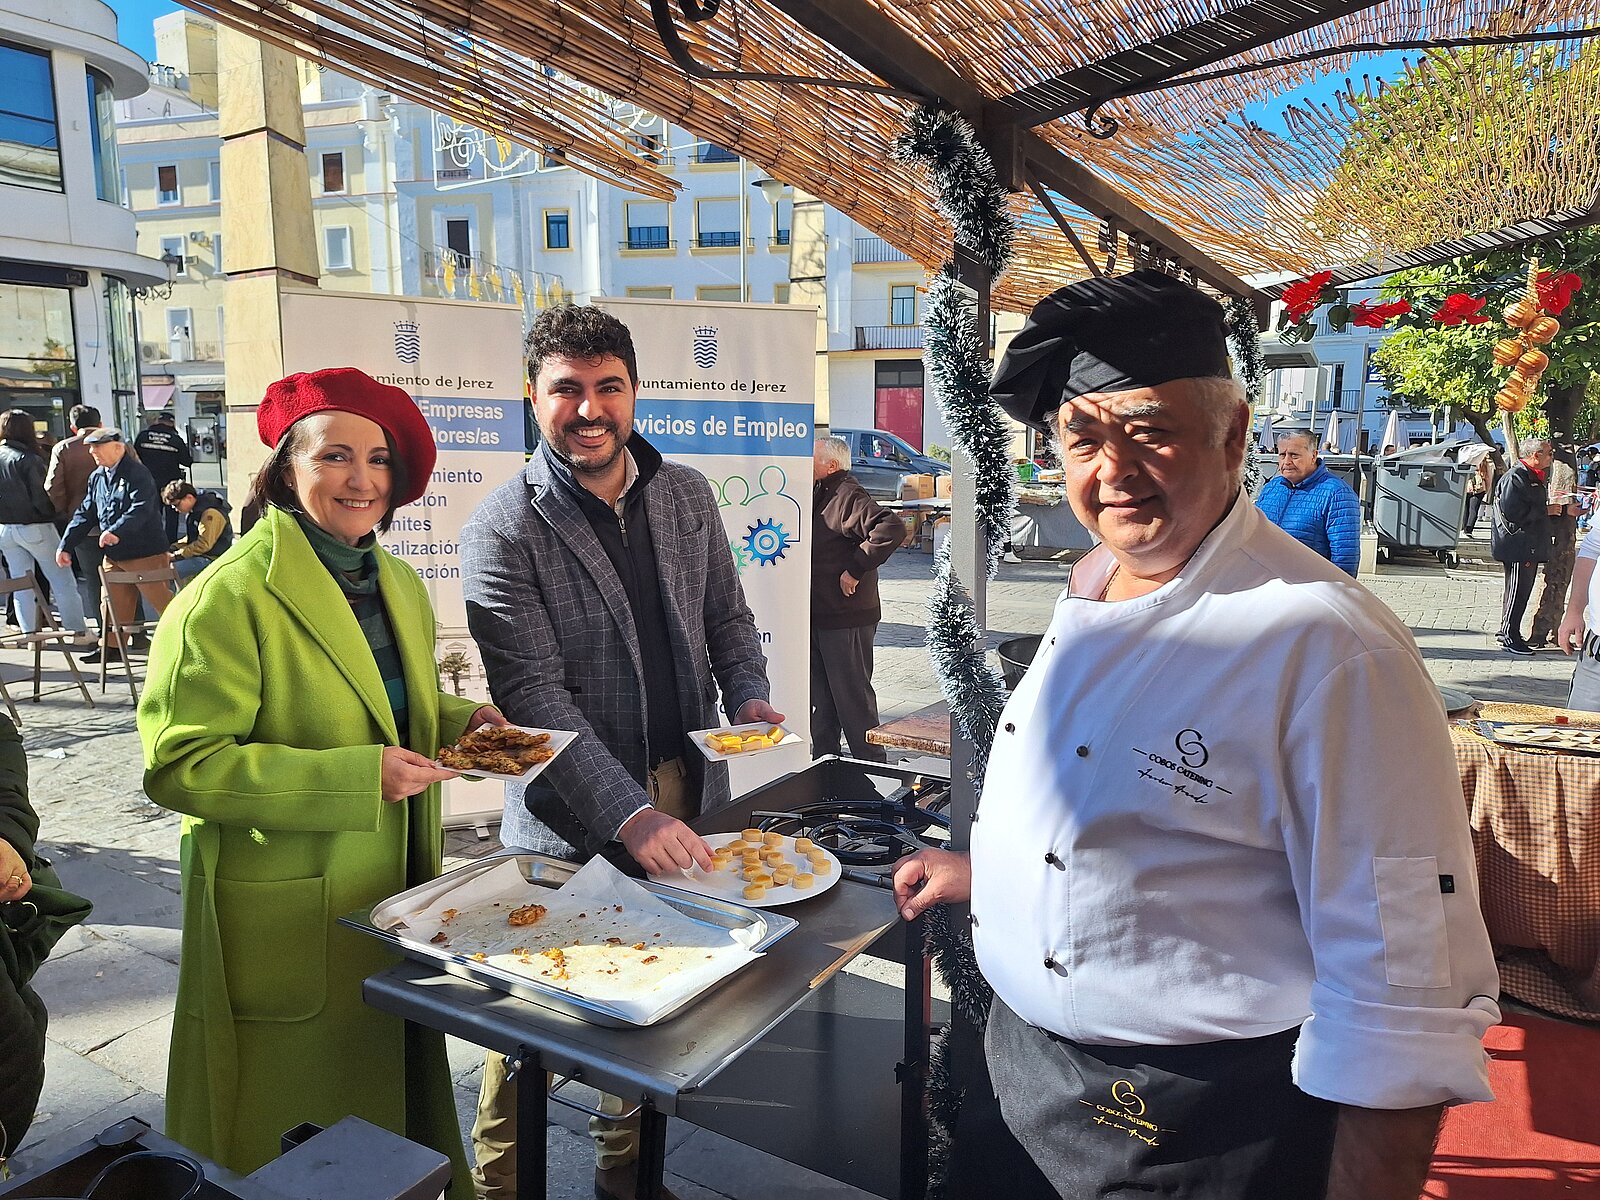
[1256,431,1361,576]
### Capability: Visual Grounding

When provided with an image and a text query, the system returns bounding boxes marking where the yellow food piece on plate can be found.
[747,870,773,886]
[794,837,814,854]
[763,852,786,867]
[741,828,762,841]
[743,883,768,900]
[773,867,796,885]
[744,736,772,749]
[812,857,833,874]
[762,832,784,847]
[792,873,814,890]
[766,725,784,740]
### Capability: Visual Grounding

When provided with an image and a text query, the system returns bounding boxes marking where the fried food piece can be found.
[642,955,660,965]
[741,828,763,841]
[765,725,784,740]
[743,883,768,900]
[439,725,556,773]
[430,931,450,944]
[794,837,814,854]
[439,746,525,774]
[469,952,488,962]
[508,903,548,927]
[812,857,833,874]
[792,873,815,890]
[763,851,786,867]
[726,840,750,853]
[762,832,784,847]
[773,865,796,884]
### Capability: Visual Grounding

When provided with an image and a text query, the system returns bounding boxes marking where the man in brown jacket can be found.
[43,404,105,620]
[811,434,905,760]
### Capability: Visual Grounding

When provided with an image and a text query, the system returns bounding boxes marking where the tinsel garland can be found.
[894,105,1016,1196]
[1227,296,1266,409]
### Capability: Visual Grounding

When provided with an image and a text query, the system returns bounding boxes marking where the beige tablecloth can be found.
[1454,703,1600,1021]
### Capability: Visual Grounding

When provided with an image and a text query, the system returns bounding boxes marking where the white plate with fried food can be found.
[689,721,803,762]
[436,723,577,782]
[649,830,842,908]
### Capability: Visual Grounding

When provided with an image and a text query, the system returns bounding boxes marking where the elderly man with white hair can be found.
[810,433,904,760]
[892,270,1497,1200]
[1255,429,1361,575]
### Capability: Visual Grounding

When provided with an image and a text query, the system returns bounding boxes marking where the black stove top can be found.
[748,776,952,868]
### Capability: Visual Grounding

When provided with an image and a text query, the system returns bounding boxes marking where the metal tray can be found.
[1475,719,1600,757]
[340,851,799,1028]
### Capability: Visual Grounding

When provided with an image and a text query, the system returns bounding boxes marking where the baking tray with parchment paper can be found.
[1475,720,1600,757]
[341,851,797,1028]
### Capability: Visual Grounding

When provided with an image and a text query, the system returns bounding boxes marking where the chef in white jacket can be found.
[894,270,1498,1200]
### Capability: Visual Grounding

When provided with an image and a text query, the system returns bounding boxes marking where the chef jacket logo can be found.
[1131,728,1231,803]
[1110,1080,1145,1117]
[691,324,719,369]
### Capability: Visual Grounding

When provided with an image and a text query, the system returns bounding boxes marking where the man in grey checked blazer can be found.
[461,305,782,1200]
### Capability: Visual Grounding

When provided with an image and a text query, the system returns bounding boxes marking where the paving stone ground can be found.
[6,543,1573,1196]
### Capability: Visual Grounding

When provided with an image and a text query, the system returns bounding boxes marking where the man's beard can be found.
[544,419,627,475]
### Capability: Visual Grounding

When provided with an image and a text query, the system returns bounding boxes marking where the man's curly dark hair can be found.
[524,305,638,386]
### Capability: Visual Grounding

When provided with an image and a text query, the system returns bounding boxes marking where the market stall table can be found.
[1452,702,1600,1021]
[355,788,924,1200]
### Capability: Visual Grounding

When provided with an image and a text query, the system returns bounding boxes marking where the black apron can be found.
[955,998,1338,1199]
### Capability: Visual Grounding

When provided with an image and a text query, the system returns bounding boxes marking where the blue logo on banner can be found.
[691,325,719,369]
[394,320,421,364]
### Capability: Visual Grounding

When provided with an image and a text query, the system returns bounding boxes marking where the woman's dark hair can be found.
[247,417,409,534]
[0,411,41,454]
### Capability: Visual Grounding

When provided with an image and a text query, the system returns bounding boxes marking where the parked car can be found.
[831,428,951,500]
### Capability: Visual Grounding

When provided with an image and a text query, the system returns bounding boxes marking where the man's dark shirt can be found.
[539,438,684,767]
[133,423,193,489]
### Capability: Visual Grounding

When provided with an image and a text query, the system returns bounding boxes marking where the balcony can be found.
[771,230,791,246]
[695,231,742,248]
[624,227,673,251]
[855,325,924,351]
[692,144,738,164]
[854,236,912,264]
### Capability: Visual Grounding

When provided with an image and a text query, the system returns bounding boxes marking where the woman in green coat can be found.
[139,368,501,1193]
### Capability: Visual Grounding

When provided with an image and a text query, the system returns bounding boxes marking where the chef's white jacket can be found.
[971,493,1498,1109]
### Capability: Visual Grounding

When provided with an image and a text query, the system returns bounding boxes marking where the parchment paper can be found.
[383,857,763,1024]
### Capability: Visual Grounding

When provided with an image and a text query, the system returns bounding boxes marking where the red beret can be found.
[257,367,436,507]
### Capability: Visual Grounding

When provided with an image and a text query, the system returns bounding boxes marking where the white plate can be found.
[649,831,842,908]
[689,720,803,762]
[436,725,578,783]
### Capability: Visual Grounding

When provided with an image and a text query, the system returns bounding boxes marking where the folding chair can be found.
[0,572,96,725]
[98,563,180,703]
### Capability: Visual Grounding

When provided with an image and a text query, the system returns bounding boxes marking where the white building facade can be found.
[1,0,166,439]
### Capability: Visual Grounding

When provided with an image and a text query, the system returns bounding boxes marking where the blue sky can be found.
[107,0,181,63]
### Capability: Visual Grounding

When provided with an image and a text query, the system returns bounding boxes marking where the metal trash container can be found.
[997,635,1042,690]
[1372,458,1471,565]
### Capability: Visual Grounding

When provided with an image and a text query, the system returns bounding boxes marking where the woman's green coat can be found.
[139,505,480,1191]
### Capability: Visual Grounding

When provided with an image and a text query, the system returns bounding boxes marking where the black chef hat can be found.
[991,269,1233,432]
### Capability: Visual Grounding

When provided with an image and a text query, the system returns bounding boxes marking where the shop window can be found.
[0,282,77,387]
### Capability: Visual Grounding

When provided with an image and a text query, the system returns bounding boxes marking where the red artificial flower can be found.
[1431,292,1490,326]
[1349,298,1412,328]
[1536,271,1582,316]
[1282,270,1334,323]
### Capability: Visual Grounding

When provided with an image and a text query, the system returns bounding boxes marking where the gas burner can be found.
[750,777,952,869]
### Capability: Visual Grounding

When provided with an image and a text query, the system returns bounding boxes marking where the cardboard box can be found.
[935,473,953,498]
[898,511,922,546]
[899,473,935,500]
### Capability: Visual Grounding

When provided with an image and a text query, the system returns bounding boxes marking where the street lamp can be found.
[134,251,184,303]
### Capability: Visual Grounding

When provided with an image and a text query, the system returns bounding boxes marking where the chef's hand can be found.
[619,807,714,875]
[0,838,30,902]
[380,746,458,804]
[892,849,971,921]
[55,550,72,569]
[465,705,508,733]
[735,698,786,726]
[839,571,858,597]
[1559,610,1586,655]
[98,530,119,549]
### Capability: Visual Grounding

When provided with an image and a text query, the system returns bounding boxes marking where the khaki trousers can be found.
[101,552,173,650]
[471,756,693,1198]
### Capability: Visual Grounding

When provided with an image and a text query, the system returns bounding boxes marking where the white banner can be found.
[599,297,816,795]
[280,289,525,825]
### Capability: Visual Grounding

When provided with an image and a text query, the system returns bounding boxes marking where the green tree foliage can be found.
[1372,230,1599,449]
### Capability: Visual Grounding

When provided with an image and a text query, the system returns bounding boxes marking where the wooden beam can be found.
[765,0,1257,297]
[995,0,1387,127]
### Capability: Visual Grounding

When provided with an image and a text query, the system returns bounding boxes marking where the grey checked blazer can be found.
[461,443,770,858]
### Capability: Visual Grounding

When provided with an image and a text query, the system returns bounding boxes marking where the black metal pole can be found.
[899,913,930,1200]
[635,1105,670,1200]
[514,1047,546,1200]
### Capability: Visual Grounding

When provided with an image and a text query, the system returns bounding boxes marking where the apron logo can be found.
[1111,1079,1145,1116]
[1131,726,1232,803]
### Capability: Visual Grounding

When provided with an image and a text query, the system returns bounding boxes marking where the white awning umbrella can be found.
[1322,410,1342,453]
[1379,410,1401,454]
[1258,412,1276,451]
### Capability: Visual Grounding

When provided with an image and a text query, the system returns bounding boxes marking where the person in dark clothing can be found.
[1490,439,1555,655]
[462,305,778,1200]
[55,428,174,663]
[810,434,904,760]
[161,481,235,584]
[0,411,90,639]
[135,411,194,541]
[46,404,110,620]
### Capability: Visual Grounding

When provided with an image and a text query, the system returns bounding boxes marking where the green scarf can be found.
[294,513,409,739]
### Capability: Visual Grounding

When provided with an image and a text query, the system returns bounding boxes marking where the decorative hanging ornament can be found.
[1491,258,1564,409]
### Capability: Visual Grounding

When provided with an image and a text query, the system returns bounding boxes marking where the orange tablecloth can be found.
[1454,703,1600,1021]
